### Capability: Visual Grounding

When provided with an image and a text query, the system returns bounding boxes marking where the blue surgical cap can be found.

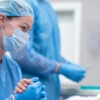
[0,0,34,16]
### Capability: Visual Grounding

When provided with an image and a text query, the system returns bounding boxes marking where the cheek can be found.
[10,20,21,31]
[5,21,19,37]
[4,25,14,37]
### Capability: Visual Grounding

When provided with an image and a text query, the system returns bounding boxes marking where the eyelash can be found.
[19,25,29,32]
[21,26,26,30]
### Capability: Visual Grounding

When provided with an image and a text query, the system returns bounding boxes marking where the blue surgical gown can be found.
[0,52,22,100]
[12,0,68,100]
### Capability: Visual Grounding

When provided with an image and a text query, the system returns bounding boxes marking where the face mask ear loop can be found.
[6,18,14,32]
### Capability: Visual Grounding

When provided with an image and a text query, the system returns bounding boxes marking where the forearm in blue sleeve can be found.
[13,45,58,76]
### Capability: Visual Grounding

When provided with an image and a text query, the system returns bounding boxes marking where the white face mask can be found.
[3,28,29,53]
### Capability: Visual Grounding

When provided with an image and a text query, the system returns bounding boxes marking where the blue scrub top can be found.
[0,52,22,100]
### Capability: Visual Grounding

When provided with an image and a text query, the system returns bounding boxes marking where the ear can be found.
[0,14,6,28]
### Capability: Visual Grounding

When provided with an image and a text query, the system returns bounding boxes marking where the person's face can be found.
[0,15,33,37]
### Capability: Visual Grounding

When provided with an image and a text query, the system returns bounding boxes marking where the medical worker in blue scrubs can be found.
[0,0,47,100]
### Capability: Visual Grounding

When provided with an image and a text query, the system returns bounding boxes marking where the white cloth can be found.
[66,93,100,100]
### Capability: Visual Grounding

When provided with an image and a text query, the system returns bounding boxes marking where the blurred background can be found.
[49,0,100,98]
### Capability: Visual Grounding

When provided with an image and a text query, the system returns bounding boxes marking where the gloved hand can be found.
[15,77,47,100]
[32,78,47,100]
[59,63,86,82]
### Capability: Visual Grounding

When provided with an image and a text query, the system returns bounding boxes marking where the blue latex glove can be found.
[40,86,47,100]
[59,63,86,82]
[31,78,47,100]
[15,77,47,100]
